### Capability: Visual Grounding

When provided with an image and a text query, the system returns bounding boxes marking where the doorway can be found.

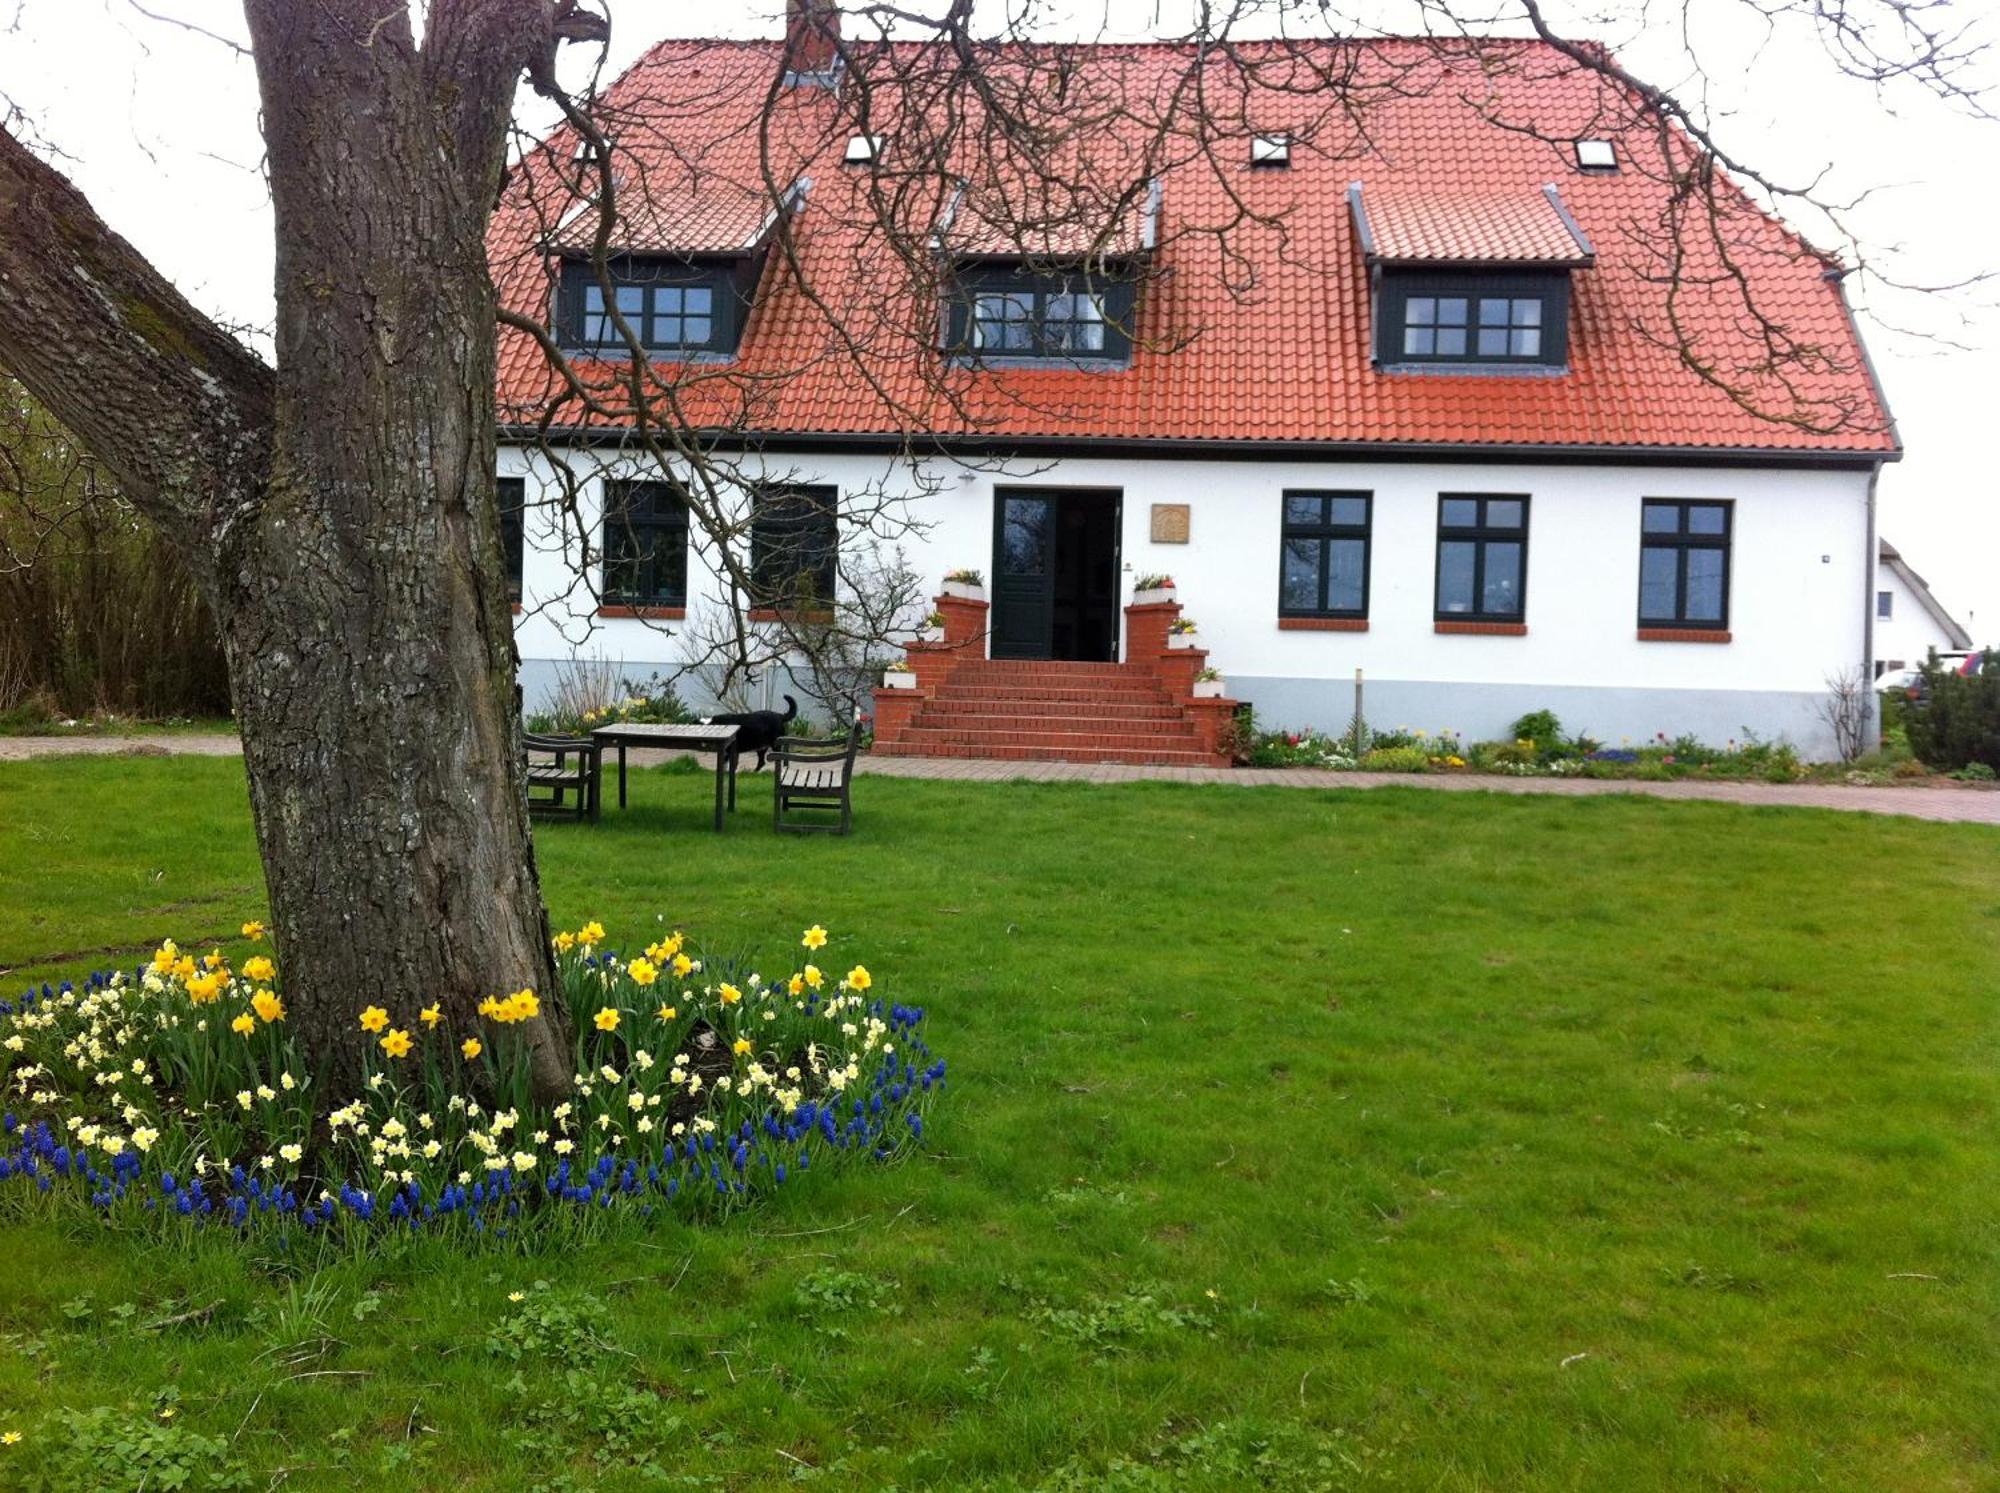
[990,488,1122,661]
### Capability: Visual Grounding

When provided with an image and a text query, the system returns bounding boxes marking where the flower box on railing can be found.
[1192,675,1225,699]
[1131,574,1176,607]
[882,666,918,689]
[941,570,986,601]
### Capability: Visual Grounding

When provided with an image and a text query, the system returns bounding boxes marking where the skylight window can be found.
[843,134,884,165]
[1250,132,1291,168]
[1574,139,1617,171]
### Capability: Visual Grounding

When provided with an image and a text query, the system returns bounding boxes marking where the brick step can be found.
[935,680,1173,702]
[896,724,1205,753]
[928,688,1179,710]
[918,704,1187,726]
[955,666,1140,683]
[873,740,1221,766]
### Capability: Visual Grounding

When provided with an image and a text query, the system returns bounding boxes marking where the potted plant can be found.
[918,609,947,643]
[942,568,985,600]
[881,659,918,689]
[1132,573,1176,606]
[1167,616,1199,649]
[1192,666,1225,699]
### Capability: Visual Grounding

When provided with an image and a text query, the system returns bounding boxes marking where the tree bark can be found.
[0,0,592,1099]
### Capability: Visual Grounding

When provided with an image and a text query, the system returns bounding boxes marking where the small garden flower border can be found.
[0,922,943,1249]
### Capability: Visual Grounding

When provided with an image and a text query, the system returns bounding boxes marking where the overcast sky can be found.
[3,0,1994,639]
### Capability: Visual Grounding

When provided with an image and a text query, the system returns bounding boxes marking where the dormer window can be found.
[946,264,1136,363]
[844,134,883,164]
[1349,182,1592,374]
[1394,282,1557,364]
[556,257,749,358]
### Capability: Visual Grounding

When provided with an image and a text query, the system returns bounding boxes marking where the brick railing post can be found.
[871,687,923,745]
[1184,696,1240,763]
[1123,599,1179,664]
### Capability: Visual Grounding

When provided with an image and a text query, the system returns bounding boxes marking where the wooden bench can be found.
[771,723,861,835]
[523,732,601,822]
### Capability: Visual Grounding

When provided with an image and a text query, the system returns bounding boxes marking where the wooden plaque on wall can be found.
[1150,503,1191,544]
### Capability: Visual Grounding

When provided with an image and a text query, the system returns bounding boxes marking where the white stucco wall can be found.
[500,443,1875,755]
[1873,561,1965,672]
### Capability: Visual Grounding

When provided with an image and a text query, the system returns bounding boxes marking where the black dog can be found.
[705,695,797,772]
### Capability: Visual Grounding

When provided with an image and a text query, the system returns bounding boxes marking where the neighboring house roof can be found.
[491,38,1898,458]
[1879,539,1973,650]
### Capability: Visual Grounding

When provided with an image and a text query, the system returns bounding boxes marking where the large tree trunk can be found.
[0,0,604,1099]
[225,1,570,1097]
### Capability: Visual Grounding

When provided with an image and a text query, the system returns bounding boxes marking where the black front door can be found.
[991,489,1121,660]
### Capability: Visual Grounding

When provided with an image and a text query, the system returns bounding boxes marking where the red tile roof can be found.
[1353,183,1593,266]
[491,38,1896,457]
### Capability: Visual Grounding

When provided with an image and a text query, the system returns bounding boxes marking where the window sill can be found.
[599,605,687,621]
[748,608,835,625]
[1637,627,1731,643]
[1278,617,1369,632]
[1435,620,1526,636]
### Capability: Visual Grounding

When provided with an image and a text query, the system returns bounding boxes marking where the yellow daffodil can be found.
[230,1013,256,1036]
[646,933,683,961]
[787,974,805,996]
[732,1037,753,1057]
[203,949,226,971]
[462,1037,483,1060]
[172,955,197,980]
[185,972,224,1005]
[593,1007,620,1032]
[656,1003,677,1022]
[482,989,540,1025]
[670,952,693,978]
[379,1028,413,1059]
[242,955,275,983]
[150,940,179,973]
[578,921,605,947]
[240,921,265,941]
[252,989,285,1023]
[553,930,576,954]
[628,957,658,986]
[420,1003,442,1028]
[803,964,823,989]
[718,983,742,1006]
[358,1005,389,1034]
[845,965,872,992]
[802,924,828,950]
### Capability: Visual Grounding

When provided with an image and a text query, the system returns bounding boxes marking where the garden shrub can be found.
[1358,746,1429,773]
[1509,709,1563,751]
[1903,651,2000,772]
[0,921,943,1248]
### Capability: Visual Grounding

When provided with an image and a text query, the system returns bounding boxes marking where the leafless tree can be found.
[0,0,1987,1097]
[1818,665,1874,762]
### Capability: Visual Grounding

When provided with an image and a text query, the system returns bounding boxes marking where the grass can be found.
[0,755,1995,1490]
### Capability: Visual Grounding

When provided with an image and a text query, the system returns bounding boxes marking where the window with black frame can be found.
[1435,495,1529,621]
[496,476,526,601]
[751,485,839,610]
[600,480,690,607]
[1378,271,1569,369]
[949,267,1135,362]
[1279,491,1371,619]
[1638,499,1731,628]
[559,259,732,356]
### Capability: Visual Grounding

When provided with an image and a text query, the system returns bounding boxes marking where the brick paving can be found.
[3,734,1995,825]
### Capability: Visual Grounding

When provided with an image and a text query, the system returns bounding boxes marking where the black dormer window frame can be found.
[945,262,1138,365]
[1376,268,1571,370]
[555,255,750,358]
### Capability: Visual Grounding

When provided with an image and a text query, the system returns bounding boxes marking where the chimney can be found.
[785,0,840,78]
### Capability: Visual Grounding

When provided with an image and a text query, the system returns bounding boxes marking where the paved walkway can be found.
[4,733,1996,825]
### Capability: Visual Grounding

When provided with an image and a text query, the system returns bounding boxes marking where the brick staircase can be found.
[871,587,1239,766]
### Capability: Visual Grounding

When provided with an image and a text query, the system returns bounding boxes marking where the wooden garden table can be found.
[590,722,741,831]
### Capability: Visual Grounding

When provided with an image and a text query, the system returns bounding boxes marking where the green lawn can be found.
[0,755,1995,1491]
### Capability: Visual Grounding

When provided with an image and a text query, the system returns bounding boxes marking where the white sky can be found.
[2,0,1995,639]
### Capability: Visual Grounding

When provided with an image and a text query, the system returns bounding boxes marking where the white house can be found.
[1874,539,1971,676]
[490,22,1899,763]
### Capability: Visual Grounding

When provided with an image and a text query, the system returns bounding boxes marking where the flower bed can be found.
[0,922,942,1245]
[1243,711,1813,781]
